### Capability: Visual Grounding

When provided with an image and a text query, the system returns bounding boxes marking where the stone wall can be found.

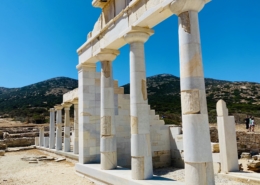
[0,138,35,147]
[209,127,260,156]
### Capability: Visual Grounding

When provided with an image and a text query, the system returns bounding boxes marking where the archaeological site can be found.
[1,1,260,185]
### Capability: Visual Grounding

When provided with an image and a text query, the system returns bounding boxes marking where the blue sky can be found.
[0,0,259,88]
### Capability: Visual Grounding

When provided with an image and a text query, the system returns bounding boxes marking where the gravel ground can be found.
[154,167,252,185]
[0,149,94,185]
[0,149,255,185]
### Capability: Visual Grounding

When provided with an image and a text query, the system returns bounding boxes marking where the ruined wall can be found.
[210,127,260,156]
[0,138,35,147]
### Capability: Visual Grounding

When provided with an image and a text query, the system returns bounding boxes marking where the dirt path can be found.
[0,149,94,185]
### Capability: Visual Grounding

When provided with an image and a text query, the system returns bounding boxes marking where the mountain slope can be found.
[122,74,260,124]
[0,74,259,124]
[0,77,78,123]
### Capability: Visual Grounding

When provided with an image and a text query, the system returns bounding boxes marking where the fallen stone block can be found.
[55,158,66,162]
[29,161,38,164]
[0,150,5,156]
[252,155,260,161]
[247,160,260,172]
[240,152,251,159]
[0,143,7,150]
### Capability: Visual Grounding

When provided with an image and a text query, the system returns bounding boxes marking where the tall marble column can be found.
[124,31,153,180]
[49,108,55,149]
[178,10,214,185]
[72,100,79,154]
[55,105,63,151]
[96,49,119,170]
[77,63,99,164]
[63,103,72,152]
[39,127,44,147]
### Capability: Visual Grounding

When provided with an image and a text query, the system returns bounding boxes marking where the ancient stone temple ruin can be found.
[34,0,236,184]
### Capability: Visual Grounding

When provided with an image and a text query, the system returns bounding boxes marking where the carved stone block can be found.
[132,156,144,179]
[101,116,111,136]
[181,89,200,115]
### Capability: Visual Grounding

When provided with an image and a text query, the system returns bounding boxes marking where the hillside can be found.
[123,74,260,124]
[0,77,78,123]
[0,74,259,124]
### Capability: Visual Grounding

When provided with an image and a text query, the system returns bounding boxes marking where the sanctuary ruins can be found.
[32,0,244,185]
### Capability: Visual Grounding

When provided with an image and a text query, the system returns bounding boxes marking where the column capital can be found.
[71,98,79,105]
[95,49,120,62]
[76,63,96,71]
[54,104,63,110]
[49,108,55,112]
[170,0,211,15]
[124,27,154,44]
[62,102,72,109]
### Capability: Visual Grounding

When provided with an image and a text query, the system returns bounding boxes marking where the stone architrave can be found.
[217,100,239,173]
[55,105,63,151]
[63,103,72,152]
[96,49,119,170]
[72,100,79,154]
[39,127,44,147]
[171,2,215,184]
[49,108,55,149]
[77,63,100,164]
[124,29,154,180]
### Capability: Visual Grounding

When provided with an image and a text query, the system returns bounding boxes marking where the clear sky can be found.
[0,0,259,88]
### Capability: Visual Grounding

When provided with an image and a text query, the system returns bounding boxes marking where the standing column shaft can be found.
[49,108,55,149]
[77,63,99,164]
[39,127,44,147]
[178,11,214,185]
[97,49,119,170]
[55,105,63,151]
[63,104,72,152]
[73,102,79,154]
[124,31,153,180]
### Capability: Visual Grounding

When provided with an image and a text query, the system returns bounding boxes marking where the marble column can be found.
[124,31,153,180]
[178,10,214,185]
[77,63,99,164]
[44,137,49,148]
[35,137,39,146]
[96,49,119,170]
[63,103,72,152]
[217,100,239,173]
[55,105,63,151]
[49,108,55,149]
[39,127,44,147]
[72,100,79,154]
